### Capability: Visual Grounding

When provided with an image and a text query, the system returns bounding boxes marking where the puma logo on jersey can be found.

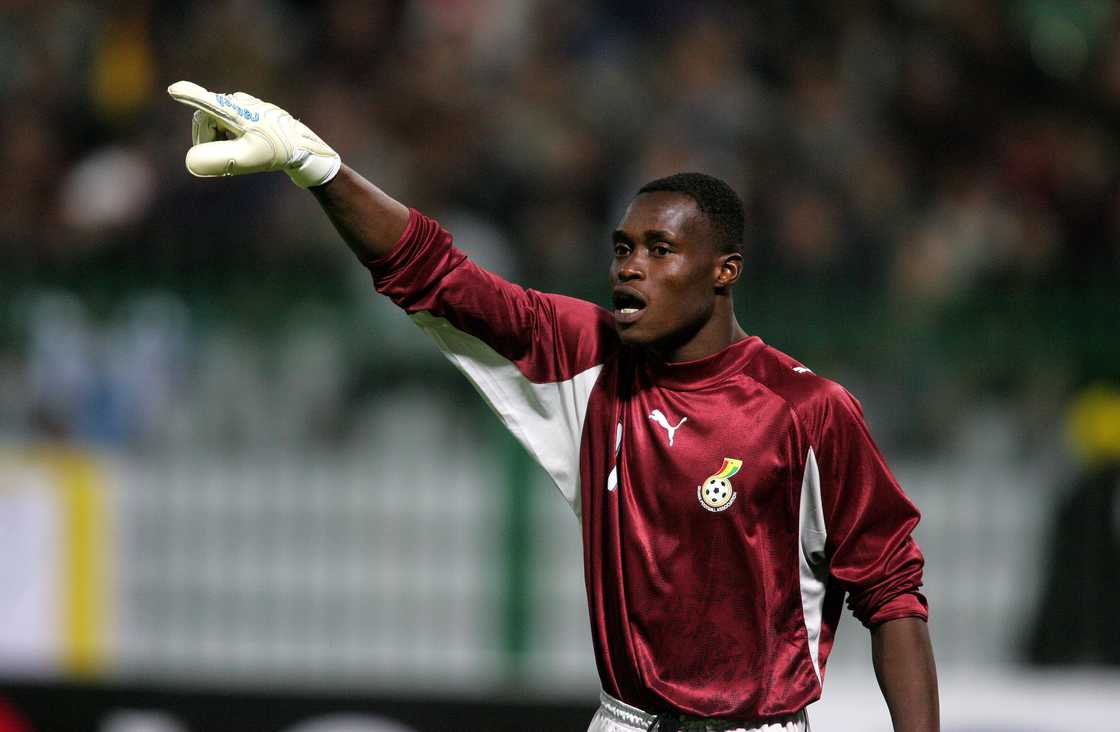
[793,366,812,374]
[649,409,687,447]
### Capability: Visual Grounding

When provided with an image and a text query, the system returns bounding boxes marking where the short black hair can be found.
[637,172,744,254]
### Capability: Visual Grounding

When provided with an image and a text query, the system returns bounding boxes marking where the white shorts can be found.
[588,691,810,732]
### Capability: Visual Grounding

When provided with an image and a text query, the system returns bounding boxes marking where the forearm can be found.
[310,164,411,262]
[871,617,939,732]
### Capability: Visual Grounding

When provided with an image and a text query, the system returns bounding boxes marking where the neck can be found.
[655,302,747,363]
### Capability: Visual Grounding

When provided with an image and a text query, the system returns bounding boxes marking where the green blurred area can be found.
[4,244,1115,454]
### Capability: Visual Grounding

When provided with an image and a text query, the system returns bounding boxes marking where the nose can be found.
[615,252,644,282]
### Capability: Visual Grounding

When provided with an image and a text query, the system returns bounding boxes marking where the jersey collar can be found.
[641,335,765,391]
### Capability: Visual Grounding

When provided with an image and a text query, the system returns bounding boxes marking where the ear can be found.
[714,252,743,291]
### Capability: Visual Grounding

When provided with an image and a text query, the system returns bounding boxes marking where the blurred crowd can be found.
[1,0,1119,452]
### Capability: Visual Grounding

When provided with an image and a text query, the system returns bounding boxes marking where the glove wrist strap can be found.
[289,154,342,189]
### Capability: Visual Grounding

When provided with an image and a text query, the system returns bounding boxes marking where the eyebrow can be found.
[612,228,677,243]
[645,229,676,242]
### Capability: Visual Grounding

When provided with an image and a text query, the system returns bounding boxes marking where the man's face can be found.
[609,192,726,355]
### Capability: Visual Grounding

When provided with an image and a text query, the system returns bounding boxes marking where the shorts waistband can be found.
[597,690,808,732]
[599,691,659,728]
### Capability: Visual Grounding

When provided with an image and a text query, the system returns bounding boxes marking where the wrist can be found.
[289,152,342,189]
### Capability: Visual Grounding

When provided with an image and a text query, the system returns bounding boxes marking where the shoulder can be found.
[743,342,862,437]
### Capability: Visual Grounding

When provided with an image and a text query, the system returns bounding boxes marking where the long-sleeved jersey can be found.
[368,210,928,721]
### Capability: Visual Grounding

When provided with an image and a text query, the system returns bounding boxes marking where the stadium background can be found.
[2,0,1119,730]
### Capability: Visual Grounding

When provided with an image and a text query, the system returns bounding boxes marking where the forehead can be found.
[617,191,709,241]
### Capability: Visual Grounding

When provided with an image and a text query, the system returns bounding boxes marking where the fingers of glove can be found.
[184,135,277,178]
[229,91,264,107]
[167,80,213,107]
[168,80,244,130]
[191,110,222,145]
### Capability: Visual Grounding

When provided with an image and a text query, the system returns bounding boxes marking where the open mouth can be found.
[612,287,647,324]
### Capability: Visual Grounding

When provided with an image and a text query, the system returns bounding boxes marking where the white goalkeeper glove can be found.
[167,80,341,188]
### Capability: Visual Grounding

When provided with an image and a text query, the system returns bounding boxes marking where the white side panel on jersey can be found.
[798,446,828,683]
[411,312,602,517]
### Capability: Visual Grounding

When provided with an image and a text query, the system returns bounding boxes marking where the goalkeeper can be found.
[169,81,939,732]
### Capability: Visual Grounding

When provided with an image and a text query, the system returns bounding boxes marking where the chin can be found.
[616,315,708,358]
[614,323,654,346]
[617,325,682,355]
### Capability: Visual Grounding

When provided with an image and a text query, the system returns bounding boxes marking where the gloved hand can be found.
[167,80,341,188]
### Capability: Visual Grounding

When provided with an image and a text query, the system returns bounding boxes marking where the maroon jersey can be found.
[369,210,927,721]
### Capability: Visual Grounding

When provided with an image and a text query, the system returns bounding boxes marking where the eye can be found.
[651,243,672,257]
[613,242,631,257]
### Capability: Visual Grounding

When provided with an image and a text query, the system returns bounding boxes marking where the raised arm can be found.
[309,165,410,262]
[166,81,409,260]
[871,617,939,732]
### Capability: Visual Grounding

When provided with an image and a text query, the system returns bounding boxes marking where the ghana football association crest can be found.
[697,458,743,512]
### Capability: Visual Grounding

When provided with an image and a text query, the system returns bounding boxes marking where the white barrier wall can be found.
[0,461,63,675]
[0,449,108,677]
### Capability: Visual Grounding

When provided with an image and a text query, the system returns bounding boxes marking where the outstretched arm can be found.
[166,81,409,261]
[871,617,939,732]
[167,81,614,518]
[309,165,410,262]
